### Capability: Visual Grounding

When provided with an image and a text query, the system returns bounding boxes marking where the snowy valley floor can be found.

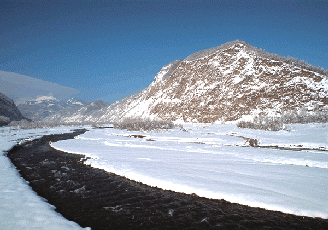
[5,126,328,229]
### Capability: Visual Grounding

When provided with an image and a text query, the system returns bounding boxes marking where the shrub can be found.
[237,108,328,131]
[7,120,115,130]
[8,120,63,129]
[0,116,11,126]
[237,116,284,131]
[281,109,328,124]
[113,117,175,131]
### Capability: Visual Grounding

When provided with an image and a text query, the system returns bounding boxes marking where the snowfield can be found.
[51,123,328,219]
[0,126,87,230]
[1,123,327,229]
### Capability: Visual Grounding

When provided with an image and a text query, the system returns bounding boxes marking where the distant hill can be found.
[0,70,78,104]
[0,93,27,126]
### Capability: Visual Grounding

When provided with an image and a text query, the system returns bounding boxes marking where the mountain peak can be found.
[184,40,248,62]
[40,40,328,124]
[96,40,328,123]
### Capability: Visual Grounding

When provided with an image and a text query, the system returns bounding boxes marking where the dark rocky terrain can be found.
[6,129,328,230]
[0,93,27,126]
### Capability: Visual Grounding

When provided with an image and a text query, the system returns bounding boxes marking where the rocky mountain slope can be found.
[47,40,328,123]
[99,40,328,123]
[0,93,27,126]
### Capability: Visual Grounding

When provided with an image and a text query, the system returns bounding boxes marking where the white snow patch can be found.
[287,76,328,93]
[52,124,328,218]
[33,95,58,104]
[0,126,88,230]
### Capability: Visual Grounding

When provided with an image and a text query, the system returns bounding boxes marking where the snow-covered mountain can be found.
[50,40,328,123]
[43,100,110,123]
[17,96,90,121]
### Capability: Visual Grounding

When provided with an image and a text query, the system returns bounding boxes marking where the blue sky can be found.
[1,0,328,103]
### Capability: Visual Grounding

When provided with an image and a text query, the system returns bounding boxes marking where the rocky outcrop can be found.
[0,93,27,126]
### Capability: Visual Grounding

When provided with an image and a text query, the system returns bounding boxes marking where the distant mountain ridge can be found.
[37,40,328,123]
[17,96,89,121]
[17,96,110,123]
[42,100,110,123]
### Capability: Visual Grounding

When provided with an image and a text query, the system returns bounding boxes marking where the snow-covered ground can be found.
[0,126,88,230]
[1,123,327,229]
[52,123,328,219]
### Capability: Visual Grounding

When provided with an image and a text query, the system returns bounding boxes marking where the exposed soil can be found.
[6,129,328,230]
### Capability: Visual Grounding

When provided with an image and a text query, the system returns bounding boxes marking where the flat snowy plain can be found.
[51,123,328,219]
[0,126,87,230]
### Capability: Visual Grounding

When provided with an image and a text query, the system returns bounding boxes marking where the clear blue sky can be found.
[1,0,328,103]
